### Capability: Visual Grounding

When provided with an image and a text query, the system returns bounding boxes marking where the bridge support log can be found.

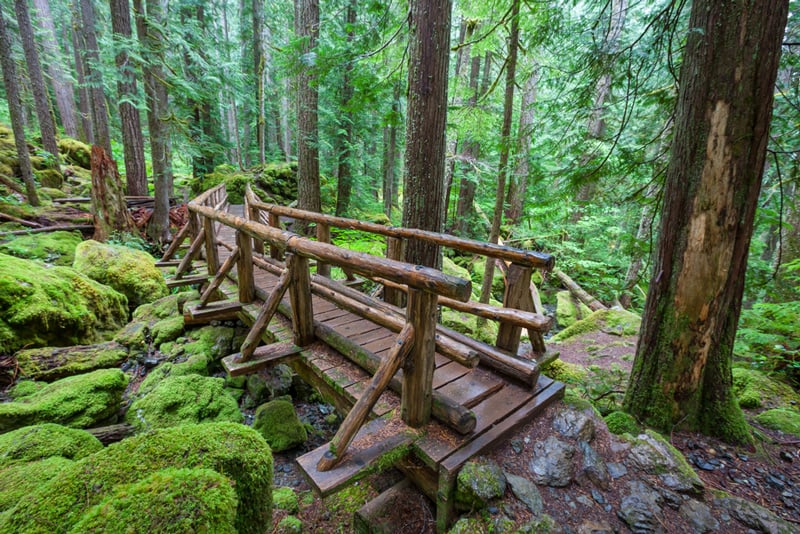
[175,231,205,279]
[236,230,255,303]
[403,289,437,427]
[288,253,315,346]
[203,215,220,275]
[316,223,331,277]
[238,268,291,361]
[198,247,239,308]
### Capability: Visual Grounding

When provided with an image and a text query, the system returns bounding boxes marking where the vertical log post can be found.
[402,288,437,427]
[496,263,539,355]
[236,229,255,304]
[316,222,331,277]
[287,252,315,346]
[248,201,265,255]
[384,236,406,306]
[202,215,219,275]
[268,211,282,260]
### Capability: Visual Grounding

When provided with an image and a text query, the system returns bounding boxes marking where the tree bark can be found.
[623,0,789,445]
[253,0,266,164]
[78,0,112,157]
[0,4,39,206]
[31,0,79,139]
[382,84,400,218]
[13,0,59,161]
[334,0,356,217]
[71,17,94,144]
[505,57,538,224]
[90,145,134,241]
[294,0,320,233]
[110,0,148,196]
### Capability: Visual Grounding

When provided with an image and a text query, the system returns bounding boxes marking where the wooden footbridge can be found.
[157,183,565,531]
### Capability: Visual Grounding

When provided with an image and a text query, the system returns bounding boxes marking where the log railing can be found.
[244,185,554,359]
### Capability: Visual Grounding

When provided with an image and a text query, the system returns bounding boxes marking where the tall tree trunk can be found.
[382,83,400,217]
[221,3,243,168]
[135,0,173,242]
[78,0,112,156]
[505,57,538,225]
[71,18,93,144]
[184,4,216,179]
[31,0,79,139]
[90,145,134,241]
[110,0,147,196]
[623,0,789,445]
[0,4,39,206]
[281,78,292,162]
[334,0,356,217]
[295,0,320,230]
[452,52,483,237]
[478,0,520,309]
[253,0,266,164]
[13,0,58,160]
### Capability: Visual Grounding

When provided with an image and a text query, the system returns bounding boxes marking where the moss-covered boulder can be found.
[252,399,307,452]
[15,341,128,381]
[0,369,127,432]
[754,408,800,437]
[469,257,506,299]
[556,291,592,329]
[551,309,641,342]
[0,457,74,513]
[732,367,800,410]
[114,291,196,355]
[0,253,129,353]
[34,168,63,189]
[73,240,167,308]
[127,374,243,432]
[627,430,703,495]
[0,424,102,467]
[0,422,273,534]
[7,380,46,399]
[604,411,640,436]
[0,124,18,176]
[541,359,588,385]
[0,230,82,266]
[455,460,506,511]
[69,468,238,534]
[441,307,499,345]
[57,138,91,169]
[253,162,298,206]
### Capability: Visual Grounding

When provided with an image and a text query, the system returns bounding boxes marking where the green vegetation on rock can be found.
[0,423,102,467]
[127,374,243,432]
[15,342,129,381]
[732,367,800,409]
[0,230,82,266]
[551,309,641,342]
[541,359,588,385]
[556,291,592,329]
[0,423,272,534]
[252,399,308,452]
[604,411,640,435]
[69,468,238,534]
[276,515,303,534]
[455,460,506,511]
[0,368,127,432]
[273,487,300,513]
[0,253,129,353]
[73,240,168,308]
[57,138,91,169]
[754,408,800,437]
[0,457,74,513]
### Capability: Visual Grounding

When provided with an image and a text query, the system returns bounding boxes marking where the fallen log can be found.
[87,423,135,445]
[552,268,607,312]
[0,211,41,228]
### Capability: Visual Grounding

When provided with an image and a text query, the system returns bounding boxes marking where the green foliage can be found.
[736,300,800,384]
[16,342,129,382]
[273,487,300,513]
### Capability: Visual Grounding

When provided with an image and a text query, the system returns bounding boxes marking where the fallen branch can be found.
[0,224,94,237]
[0,173,26,195]
[552,268,607,312]
[0,211,41,228]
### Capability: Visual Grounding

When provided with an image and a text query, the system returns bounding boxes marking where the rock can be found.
[604,410,640,435]
[551,309,642,342]
[137,354,211,396]
[607,462,628,479]
[0,230,82,266]
[252,399,308,452]
[275,515,303,534]
[0,253,128,352]
[456,460,507,511]
[0,423,273,534]
[447,517,487,533]
[505,472,543,515]
[0,456,74,513]
[553,407,596,441]
[516,514,564,533]
[73,240,168,309]
[617,481,664,534]
[679,499,719,533]
[35,168,63,188]
[126,374,243,432]
[58,137,91,169]
[529,436,576,487]
[247,374,270,404]
[556,290,592,329]
[0,423,102,467]
[715,495,796,534]
[0,369,127,432]
[754,409,800,438]
[15,341,129,382]
[69,467,238,534]
[627,430,704,495]
[577,519,615,534]
[579,440,611,489]
[541,359,589,386]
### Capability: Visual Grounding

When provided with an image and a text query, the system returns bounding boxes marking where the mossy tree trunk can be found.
[0,5,39,206]
[90,145,134,241]
[623,0,789,445]
[334,0,356,218]
[77,0,112,157]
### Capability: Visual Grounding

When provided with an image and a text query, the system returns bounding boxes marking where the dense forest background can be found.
[0,0,798,401]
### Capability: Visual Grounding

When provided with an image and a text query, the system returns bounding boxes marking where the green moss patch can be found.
[0,422,272,534]
[732,367,800,410]
[273,487,300,513]
[73,240,167,309]
[0,253,129,353]
[551,309,641,342]
[604,411,640,435]
[556,291,592,329]
[252,399,308,452]
[0,457,74,513]
[0,230,82,266]
[126,374,243,432]
[57,138,91,169]
[0,369,128,432]
[69,468,238,534]
[0,423,102,467]
[541,359,588,385]
[754,408,800,437]
[15,341,128,382]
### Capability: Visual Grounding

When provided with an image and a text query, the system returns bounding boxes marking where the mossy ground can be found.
[732,367,800,410]
[551,309,641,342]
[0,457,74,513]
[0,422,273,534]
[754,408,800,437]
[0,423,102,466]
[604,410,641,435]
[0,230,82,266]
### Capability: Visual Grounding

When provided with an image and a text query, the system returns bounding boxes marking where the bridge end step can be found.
[166,274,208,289]
[296,416,420,498]
[185,300,243,326]
[155,260,181,267]
[222,342,302,377]
[536,348,560,368]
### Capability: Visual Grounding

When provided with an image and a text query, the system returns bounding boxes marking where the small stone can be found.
[576,495,593,507]
[591,488,607,505]
[780,451,794,462]
[505,472,544,516]
[679,499,719,533]
[487,506,499,515]
[528,436,576,487]
[578,520,615,534]
[607,462,628,479]
[553,408,596,442]
[738,453,749,462]
[511,439,523,454]
[579,440,611,489]
[766,474,786,490]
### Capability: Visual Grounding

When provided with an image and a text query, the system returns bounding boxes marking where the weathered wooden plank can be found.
[222,342,303,377]
[468,383,532,435]
[349,327,393,346]
[166,274,208,289]
[363,336,402,355]
[436,368,504,409]
[315,308,352,322]
[184,300,243,326]
[331,318,385,339]
[324,313,364,328]
[431,362,472,390]
[345,380,397,417]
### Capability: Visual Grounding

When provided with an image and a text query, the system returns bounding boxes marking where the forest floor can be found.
[268,330,800,533]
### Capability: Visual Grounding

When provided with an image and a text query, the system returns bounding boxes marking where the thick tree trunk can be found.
[78,0,112,157]
[382,84,400,218]
[334,1,356,217]
[253,0,266,164]
[0,5,39,206]
[13,0,58,160]
[71,19,94,144]
[135,0,173,242]
[623,0,789,444]
[90,145,134,241]
[505,58,538,224]
[110,0,148,196]
[32,0,79,139]
[294,0,321,233]
[280,79,292,162]
[221,4,243,169]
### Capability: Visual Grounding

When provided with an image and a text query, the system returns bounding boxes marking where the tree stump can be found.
[90,145,134,241]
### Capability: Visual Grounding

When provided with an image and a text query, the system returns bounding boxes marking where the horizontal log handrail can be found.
[189,202,472,302]
[245,186,554,270]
